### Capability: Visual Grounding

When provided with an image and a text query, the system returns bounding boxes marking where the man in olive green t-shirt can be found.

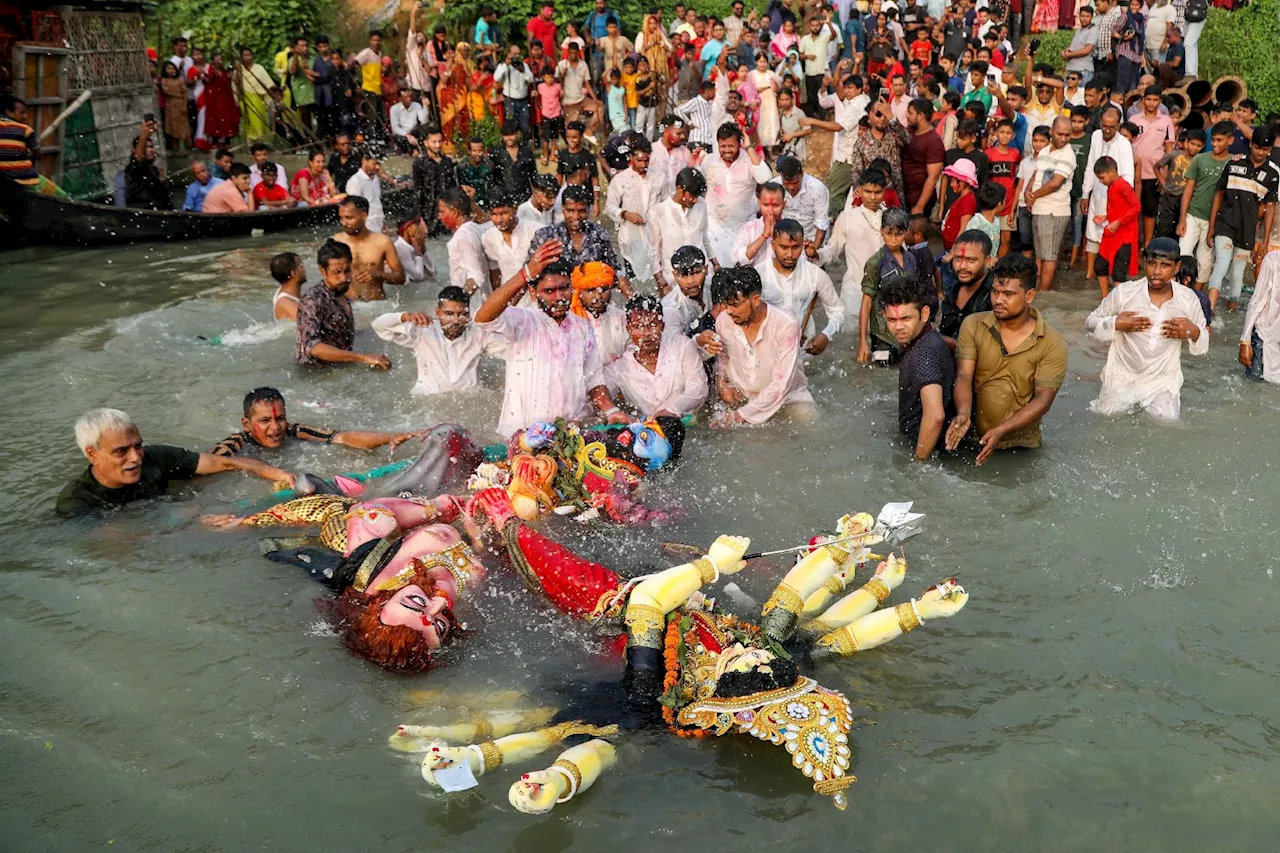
[945,255,1068,465]
[1177,122,1235,288]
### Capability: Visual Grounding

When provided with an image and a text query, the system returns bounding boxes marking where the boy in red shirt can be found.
[252,162,295,209]
[1092,155,1140,298]
[910,28,934,65]
[985,119,1020,256]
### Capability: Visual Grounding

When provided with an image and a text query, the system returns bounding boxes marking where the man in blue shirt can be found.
[700,19,727,79]
[843,12,866,62]
[473,7,499,59]
[183,161,223,211]
[584,0,622,87]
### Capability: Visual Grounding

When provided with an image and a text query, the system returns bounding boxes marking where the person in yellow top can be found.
[234,47,276,142]
[620,55,639,129]
[354,31,385,95]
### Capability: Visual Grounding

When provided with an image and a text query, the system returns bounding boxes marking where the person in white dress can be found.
[756,219,844,355]
[481,192,541,287]
[699,123,773,265]
[1085,239,1208,420]
[474,248,630,438]
[437,188,494,297]
[1080,108,1134,278]
[732,181,787,268]
[708,266,814,429]
[605,295,709,417]
[604,137,665,282]
[393,215,436,282]
[748,54,783,148]
[647,167,716,294]
[1240,250,1280,384]
[371,285,502,395]
[820,170,888,325]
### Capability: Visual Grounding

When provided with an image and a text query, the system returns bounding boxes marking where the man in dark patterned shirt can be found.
[848,99,910,198]
[211,387,424,456]
[526,184,632,294]
[411,127,457,236]
[296,240,392,368]
[881,275,954,460]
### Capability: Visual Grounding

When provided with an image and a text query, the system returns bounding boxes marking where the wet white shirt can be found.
[1086,279,1208,418]
[820,202,884,322]
[481,219,540,286]
[583,303,630,369]
[700,150,774,264]
[605,333,709,417]
[649,141,692,201]
[605,167,665,280]
[647,197,715,284]
[661,285,712,336]
[781,174,831,242]
[476,306,605,437]
[755,256,845,340]
[715,305,813,424]
[371,314,497,395]
[447,221,491,297]
[345,170,384,233]
[517,199,555,227]
[394,236,435,282]
[1241,251,1280,384]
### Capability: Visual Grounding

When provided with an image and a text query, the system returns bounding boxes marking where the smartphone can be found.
[143,112,155,123]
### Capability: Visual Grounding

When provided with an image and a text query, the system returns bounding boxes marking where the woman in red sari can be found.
[437,61,471,155]
[203,52,241,144]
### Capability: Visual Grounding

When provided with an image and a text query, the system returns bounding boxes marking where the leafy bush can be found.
[153,0,337,71]
[1198,0,1280,115]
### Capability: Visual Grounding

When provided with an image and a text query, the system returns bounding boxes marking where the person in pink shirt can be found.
[202,163,256,212]
[1129,85,1177,245]
[536,67,563,166]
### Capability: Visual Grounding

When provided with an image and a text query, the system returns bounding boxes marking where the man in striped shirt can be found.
[211,387,423,456]
[1,95,41,188]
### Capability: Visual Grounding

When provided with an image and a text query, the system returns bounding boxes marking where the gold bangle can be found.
[693,557,718,586]
[473,719,494,741]
[823,575,846,596]
[762,582,805,616]
[817,626,859,655]
[552,758,583,802]
[477,740,503,773]
[896,601,921,633]
[863,578,891,605]
[624,603,667,647]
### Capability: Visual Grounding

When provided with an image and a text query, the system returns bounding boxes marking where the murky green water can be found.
[1,231,1278,853]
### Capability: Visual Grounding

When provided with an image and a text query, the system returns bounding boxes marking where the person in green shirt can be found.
[959,61,993,113]
[287,35,318,134]
[56,408,294,518]
[1177,121,1235,290]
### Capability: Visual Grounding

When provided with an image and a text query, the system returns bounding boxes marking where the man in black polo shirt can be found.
[882,277,955,460]
[211,387,424,456]
[1207,126,1279,312]
[56,408,293,517]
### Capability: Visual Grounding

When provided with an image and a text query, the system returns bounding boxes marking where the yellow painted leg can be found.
[388,707,557,752]
[802,554,907,635]
[508,738,618,814]
[418,721,618,788]
[814,579,969,657]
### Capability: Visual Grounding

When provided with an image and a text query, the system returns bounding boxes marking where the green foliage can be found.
[1198,0,1280,115]
[452,114,502,154]
[152,0,337,71]
[1026,30,1074,76]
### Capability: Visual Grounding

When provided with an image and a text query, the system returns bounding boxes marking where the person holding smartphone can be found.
[124,116,173,210]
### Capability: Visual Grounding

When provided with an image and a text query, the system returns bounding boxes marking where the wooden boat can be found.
[1,178,416,247]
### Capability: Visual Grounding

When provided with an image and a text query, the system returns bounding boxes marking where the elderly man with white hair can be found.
[56,408,294,517]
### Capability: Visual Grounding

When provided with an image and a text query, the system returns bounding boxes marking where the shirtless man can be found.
[332,196,406,300]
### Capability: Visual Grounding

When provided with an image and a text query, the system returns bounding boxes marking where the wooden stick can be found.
[39,90,93,141]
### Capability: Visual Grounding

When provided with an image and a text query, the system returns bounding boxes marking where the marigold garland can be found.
[662,618,709,738]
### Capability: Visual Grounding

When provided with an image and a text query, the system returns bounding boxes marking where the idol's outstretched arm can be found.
[508,739,618,815]
[801,554,907,636]
[624,535,750,646]
[415,722,619,789]
[388,707,558,752]
[813,579,969,657]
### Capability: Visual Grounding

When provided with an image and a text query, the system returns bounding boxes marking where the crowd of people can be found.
[40,0,1280,518]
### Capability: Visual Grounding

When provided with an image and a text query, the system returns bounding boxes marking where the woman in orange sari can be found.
[471,55,499,124]
[437,61,471,154]
[637,14,671,123]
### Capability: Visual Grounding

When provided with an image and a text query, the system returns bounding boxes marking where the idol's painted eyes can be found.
[402,593,429,612]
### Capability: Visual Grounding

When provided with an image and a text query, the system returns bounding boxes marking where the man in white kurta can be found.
[756,222,844,352]
[446,219,492,297]
[475,259,616,437]
[699,131,774,265]
[648,116,693,201]
[607,332,709,417]
[371,301,498,395]
[820,190,885,324]
[604,144,665,281]
[394,229,436,282]
[731,182,788,268]
[661,247,713,335]
[777,157,831,245]
[712,269,814,427]
[1085,242,1208,420]
[345,165,386,234]
[647,170,716,292]
[1080,110,1134,247]
[481,203,540,285]
[1240,250,1280,384]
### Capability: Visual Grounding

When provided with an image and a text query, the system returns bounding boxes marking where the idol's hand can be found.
[707,534,750,575]
[509,769,568,814]
[421,743,480,787]
[201,513,246,529]
[466,487,517,529]
[874,552,907,588]
[914,578,969,620]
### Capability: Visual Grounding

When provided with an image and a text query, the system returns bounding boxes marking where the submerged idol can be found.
[389,490,969,810]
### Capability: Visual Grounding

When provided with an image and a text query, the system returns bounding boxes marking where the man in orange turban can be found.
[570,262,629,367]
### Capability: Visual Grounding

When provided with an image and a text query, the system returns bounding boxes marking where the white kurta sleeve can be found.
[1185,291,1209,357]
[1241,254,1279,343]
[371,312,425,347]
[668,336,710,414]
[815,268,845,338]
[604,173,627,228]
[1085,285,1124,342]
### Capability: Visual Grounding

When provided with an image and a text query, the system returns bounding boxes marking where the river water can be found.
[1,231,1277,853]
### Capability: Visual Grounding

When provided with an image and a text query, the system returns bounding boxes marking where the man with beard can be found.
[946,254,1068,464]
[649,115,692,201]
[330,196,405,300]
[213,387,423,455]
[343,148,390,233]
[1080,107,1133,285]
[482,191,541,296]
[605,136,664,282]
[528,185,631,295]
[880,255,954,461]
[373,286,504,395]
[296,239,392,369]
[708,266,814,429]
[701,122,772,265]
[475,243,631,437]
[755,218,843,356]
[937,230,995,344]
